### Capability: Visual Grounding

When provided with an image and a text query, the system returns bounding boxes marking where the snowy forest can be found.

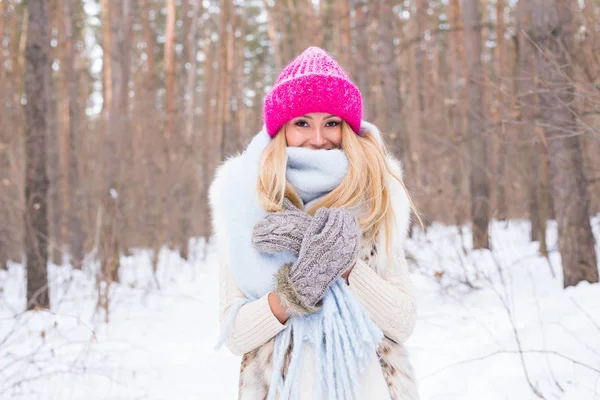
[1,0,600,399]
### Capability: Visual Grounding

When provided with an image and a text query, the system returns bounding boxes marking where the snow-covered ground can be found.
[1,218,599,399]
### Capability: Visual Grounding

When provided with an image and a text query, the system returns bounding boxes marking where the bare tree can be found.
[447,0,468,226]
[285,0,301,56]
[461,0,490,249]
[23,0,51,310]
[217,0,236,158]
[516,0,550,257]
[334,0,352,70]
[141,0,157,93]
[100,0,112,116]
[262,0,283,72]
[165,0,176,140]
[378,0,404,160]
[61,0,84,268]
[98,0,127,303]
[0,0,11,269]
[494,0,508,220]
[529,0,598,287]
[185,0,202,143]
[2,3,29,269]
[578,0,600,84]
[409,0,426,187]
[46,0,62,265]
[351,0,372,121]
[300,0,323,49]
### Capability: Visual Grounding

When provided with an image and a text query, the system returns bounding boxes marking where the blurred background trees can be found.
[1,0,599,307]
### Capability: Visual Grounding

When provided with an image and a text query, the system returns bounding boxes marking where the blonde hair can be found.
[257,121,422,252]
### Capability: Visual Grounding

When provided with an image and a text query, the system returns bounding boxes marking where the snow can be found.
[407,218,600,399]
[1,218,599,399]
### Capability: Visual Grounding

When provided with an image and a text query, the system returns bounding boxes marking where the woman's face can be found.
[284,112,343,149]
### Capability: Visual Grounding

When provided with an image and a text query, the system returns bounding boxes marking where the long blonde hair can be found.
[257,121,421,250]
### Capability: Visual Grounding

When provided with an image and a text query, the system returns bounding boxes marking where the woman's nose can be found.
[309,127,327,148]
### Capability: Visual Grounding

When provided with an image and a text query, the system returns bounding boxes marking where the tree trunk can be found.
[139,0,157,157]
[100,0,122,286]
[200,23,216,239]
[378,0,404,160]
[530,0,598,287]
[2,3,30,268]
[24,0,51,310]
[185,0,201,143]
[62,0,85,268]
[56,3,70,265]
[516,0,548,252]
[100,0,112,116]
[180,0,202,260]
[579,0,600,83]
[262,0,283,72]
[223,1,236,156]
[461,0,490,249]
[236,8,248,145]
[142,0,156,80]
[121,0,133,117]
[494,0,508,220]
[353,0,370,114]
[411,0,426,186]
[119,0,134,252]
[320,0,334,51]
[45,1,62,265]
[448,0,468,225]
[335,0,351,71]
[0,0,8,269]
[299,0,323,49]
[285,0,300,56]
[165,0,176,140]
[181,0,191,66]
[136,0,161,252]
[217,0,236,158]
[0,1,5,82]
[538,136,550,258]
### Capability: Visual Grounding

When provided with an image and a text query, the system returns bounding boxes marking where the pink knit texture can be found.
[263,47,362,137]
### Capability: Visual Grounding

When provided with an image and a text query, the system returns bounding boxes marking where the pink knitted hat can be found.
[263,47,362,137]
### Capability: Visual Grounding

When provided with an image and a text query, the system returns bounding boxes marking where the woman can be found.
[210,47,419,400]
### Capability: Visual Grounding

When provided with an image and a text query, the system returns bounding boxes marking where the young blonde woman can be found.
[210,47,419,400]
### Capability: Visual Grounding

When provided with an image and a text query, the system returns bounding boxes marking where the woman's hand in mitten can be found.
[275,207,361,316]
[252,198,312,255]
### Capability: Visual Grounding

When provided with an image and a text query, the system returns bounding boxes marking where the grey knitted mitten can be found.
[275,207,361,316]
[252,198,313,255]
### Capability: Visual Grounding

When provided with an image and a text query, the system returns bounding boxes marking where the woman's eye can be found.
[294,120,309,127]
[326,120,341,127]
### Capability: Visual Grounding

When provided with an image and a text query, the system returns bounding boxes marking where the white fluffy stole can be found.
[209,126,384,400]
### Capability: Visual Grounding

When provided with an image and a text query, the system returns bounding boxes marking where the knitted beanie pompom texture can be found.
[263,46,363,137]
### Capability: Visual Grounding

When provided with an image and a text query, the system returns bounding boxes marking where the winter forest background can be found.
[1,0,600,399]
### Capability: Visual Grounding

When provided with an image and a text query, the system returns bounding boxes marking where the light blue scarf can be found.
[285,146,349,206]
[214,128,383,400]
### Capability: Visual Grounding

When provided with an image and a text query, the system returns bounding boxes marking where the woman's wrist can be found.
[341,264,355,285]
[268,291,290,324]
